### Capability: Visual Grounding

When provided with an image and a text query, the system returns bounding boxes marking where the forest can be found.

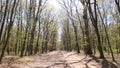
[0,0,120,68]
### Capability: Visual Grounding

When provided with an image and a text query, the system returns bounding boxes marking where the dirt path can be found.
[0,51,119,68]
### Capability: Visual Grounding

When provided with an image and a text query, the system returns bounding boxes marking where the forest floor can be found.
[0,51,120,68]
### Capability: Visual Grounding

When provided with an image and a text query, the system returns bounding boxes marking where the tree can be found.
[0,0,18,63]
[87,0,105,58]
[0,0,9,41]
[80,0,93,55]
[97,2,115,61]
[61,18,72,51]
[115,0,120,14]
[59,0,80,53]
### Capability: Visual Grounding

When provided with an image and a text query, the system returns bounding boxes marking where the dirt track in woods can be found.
[0,51,119,68]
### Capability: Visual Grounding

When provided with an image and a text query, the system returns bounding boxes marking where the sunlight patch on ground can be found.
[18,56,34,62]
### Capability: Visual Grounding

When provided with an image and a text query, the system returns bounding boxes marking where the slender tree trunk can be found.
[20,27,28,57]
[73,24,80,53]
[95,27,105,58]
[34,19,41,54]
[97,5,115,61]
[82,1,92,55]
[88,0,105,58]
[0,0,9,41]
[14,21,19,55]
[115,0,120,14]
[28,20,36,55]
[75,6,85,51]
[67,22,72,51]
[0,0,17,63]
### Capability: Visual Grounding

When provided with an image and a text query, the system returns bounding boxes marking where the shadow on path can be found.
[1,51,119,68]
[46,54,119,68]
[101,59,119,68]
[89,55,119,68]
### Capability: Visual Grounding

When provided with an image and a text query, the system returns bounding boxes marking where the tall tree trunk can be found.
[0,0,17,63]
[95,27,104,58]
[75,3,85,50]
[0,0,9,41]
[14,20,19,55]
[20,26,28,57]
[87,0,105,58]
[34,19,41,54]
[82,1,92,55]
[28,19,37,55]
[72,23,80,53]
[97,5,115,61]
[66,21,71,51]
